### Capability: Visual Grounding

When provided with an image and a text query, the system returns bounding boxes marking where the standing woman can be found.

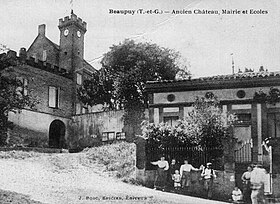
[151,155,169,191]
[241,165,253,203]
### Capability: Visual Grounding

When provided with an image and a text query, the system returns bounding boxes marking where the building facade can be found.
[3,12,98,149]
[144,70,280,197]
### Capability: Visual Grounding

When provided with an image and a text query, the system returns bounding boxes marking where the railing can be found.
[234,140,252,163]
[146,144,224,170]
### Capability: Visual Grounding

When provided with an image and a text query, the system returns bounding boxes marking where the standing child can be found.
[168,159,180,190]
[172,170,181,192]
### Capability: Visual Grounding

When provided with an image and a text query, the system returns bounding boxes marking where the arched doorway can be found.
[49,120,65,148]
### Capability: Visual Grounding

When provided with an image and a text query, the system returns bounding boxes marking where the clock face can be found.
[64,29,69,36]
[77,31,81,38]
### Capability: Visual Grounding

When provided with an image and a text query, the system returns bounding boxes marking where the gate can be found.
[234,139,252,163]
[234,140,252,189]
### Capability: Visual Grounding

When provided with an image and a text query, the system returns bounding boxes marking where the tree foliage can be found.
[79,39,183,109]
[142,96,237,148]
[78,39,188,138]
[253,87,280,104]
[0,52,37,145]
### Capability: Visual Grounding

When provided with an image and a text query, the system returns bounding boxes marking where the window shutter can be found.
[49,87,56,107]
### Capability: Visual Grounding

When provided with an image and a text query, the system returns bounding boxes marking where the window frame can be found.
[76,73,82,85]
[76,103,81,114]
[16,77,28,96]
[48,86,60,108]
[102,132,116,142]
[163,116,179,127]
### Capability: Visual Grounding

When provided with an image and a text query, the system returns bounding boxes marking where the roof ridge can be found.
[147,70,280,84]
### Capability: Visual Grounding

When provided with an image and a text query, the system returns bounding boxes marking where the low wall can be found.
[273,175,280,197]
[136,168,235,199]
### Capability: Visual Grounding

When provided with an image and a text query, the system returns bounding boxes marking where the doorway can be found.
[49,120,65,148]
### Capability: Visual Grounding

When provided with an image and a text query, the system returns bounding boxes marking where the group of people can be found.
[151,156,269,203]
[151,156,216,198]
[231,163,268,204]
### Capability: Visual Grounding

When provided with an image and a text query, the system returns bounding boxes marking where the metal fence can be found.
[145,144,224,170]
[234,140,252,163]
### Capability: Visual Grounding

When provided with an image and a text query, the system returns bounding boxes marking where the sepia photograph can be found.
[0,0,280,203]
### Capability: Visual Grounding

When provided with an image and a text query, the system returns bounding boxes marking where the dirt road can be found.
[0,153,228,204]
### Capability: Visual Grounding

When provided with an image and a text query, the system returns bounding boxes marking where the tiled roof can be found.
[82,59,97,73]
[147,71,280,84]
[146,70,280,92]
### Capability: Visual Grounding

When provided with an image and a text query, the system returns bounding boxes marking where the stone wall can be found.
[69,109,149,148]
[69,110,125,147]
[4,64,74,118]
[8,110,69,147]
[136,168,235,199]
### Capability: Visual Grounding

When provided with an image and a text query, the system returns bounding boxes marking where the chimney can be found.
[259,66,264,72]
[38,24,46,36]
[19,47,27,62]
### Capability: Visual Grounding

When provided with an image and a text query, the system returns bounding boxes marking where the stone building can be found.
[3,12,99,149]
[139,69,280,197]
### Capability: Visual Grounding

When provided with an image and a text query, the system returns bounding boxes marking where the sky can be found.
[1,0,280,77]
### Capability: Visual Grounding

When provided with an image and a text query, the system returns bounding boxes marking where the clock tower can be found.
[58,11,87,76]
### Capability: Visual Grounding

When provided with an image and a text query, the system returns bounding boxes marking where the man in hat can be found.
[250,162,267,204]
[151,155,169,191]
[201,162,217,198]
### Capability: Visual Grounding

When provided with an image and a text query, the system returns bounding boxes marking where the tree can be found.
[78,39,188,139]
[0,51,37,145]
[185,96,236,147]
[142,96,236,148]
[175,58,192,80]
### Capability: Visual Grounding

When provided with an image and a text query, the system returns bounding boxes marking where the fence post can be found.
[222,135,235,172]
[135,136,147,184]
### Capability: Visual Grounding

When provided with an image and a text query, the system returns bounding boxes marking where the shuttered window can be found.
[49,86,59,108]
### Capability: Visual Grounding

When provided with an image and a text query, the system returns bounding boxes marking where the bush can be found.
[83,142,137,182]
[142,96,237,148]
